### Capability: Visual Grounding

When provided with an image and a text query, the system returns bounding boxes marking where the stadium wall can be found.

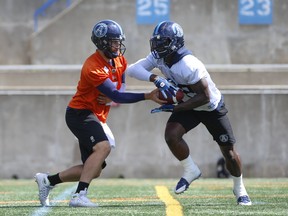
[0,0,288,64]
[0,65,287,179]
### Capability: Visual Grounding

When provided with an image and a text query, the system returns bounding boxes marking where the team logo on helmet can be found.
[172,23,183,37]
[94,23,108,38]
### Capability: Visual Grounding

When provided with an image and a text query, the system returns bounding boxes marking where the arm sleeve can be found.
[119,73,126,92]
[126,55,155,81]
[121,73,125,83]
[97,79,145,103]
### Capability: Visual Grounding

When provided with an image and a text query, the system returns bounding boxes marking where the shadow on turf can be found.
[0,205,42,208]
[0,202,230,209]
[0,203,162,208]
[100,203,229,208]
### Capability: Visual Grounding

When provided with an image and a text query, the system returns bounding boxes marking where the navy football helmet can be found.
[150,21,184,59]
[91,20,126,59]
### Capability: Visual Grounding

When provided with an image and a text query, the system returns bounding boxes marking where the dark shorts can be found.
[65,107,108,168]
[168,98,236,146]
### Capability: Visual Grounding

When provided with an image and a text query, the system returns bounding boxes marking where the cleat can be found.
[35,173,54,206]
[233,190,252,206]
[237,195,252,206]
[174,172,201,194]
[69,189,98,207]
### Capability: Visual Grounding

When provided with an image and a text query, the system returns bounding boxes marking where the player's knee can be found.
[164,123,185,147]
[164,130,181,146]
[93,140,111,155]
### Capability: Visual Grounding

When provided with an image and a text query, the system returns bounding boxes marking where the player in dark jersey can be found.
[35,20,164,207]
[127,21,251,206]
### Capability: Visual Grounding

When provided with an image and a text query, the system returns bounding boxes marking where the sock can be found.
[180,155,201,183]
[232,174,248,198]
[75,182,89,193]
[47,173,62,186]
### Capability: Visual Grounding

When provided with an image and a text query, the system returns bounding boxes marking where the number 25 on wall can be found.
[136,0,170,24]
[239,0,273,24]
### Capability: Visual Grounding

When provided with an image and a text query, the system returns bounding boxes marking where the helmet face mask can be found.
[150,21,184,59]
[150,37,172,59]
[104,39,126,59]
[91,20,126,59]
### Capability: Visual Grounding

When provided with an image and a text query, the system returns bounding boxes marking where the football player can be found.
[35,20,164,207]
[127,21,252,206]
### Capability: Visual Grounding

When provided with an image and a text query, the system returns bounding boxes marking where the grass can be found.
[0,178,287,216]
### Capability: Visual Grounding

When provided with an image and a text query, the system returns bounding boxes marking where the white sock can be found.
[180,155,201,183]
[232,174,248,198]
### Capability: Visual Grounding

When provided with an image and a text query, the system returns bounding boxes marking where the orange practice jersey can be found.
[68,50,127,123]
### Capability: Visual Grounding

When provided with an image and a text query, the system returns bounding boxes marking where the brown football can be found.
[158,89,184,104]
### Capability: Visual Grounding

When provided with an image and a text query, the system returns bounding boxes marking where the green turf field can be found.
[0,178,287,216]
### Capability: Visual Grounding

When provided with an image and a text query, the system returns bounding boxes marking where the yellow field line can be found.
[155,185,183,216]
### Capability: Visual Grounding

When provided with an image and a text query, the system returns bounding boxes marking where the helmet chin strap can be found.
[103,49,118,59]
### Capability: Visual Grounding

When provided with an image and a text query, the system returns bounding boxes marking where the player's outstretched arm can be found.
[127,58,176,99]
[97,79,165,104]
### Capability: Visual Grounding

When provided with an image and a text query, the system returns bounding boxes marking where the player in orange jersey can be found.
[35,20,165,207]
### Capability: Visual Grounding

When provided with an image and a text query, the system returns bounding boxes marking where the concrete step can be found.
[0,64,287,90]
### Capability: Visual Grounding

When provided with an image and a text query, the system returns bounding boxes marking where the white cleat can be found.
[35,173,54,206]
[69,189,98,207]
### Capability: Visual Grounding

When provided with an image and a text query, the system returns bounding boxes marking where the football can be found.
[158,89,184,104]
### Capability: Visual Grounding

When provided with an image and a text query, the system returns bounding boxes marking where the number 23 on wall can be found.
[239,0,273,24]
